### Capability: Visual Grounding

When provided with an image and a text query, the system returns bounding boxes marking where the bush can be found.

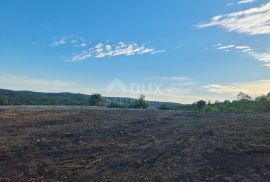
[196,100,206,110]
[159,104,172,110]
[130,95,149,109]
[108,102,128,108]
[159,104,182,110]
[255,94,270,112]
[88,94,104,106]
[201,105,220,112]
[237,92,252,101]
[0,96,8,105]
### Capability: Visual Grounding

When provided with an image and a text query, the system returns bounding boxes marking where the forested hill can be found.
[0,88,180,108]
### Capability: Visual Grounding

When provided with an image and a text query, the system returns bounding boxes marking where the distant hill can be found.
[0,88,181,108]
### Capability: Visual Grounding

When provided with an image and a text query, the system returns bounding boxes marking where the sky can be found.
[0,0,270,103]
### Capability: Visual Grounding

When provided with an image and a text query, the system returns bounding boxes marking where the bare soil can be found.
[0,107,270,181]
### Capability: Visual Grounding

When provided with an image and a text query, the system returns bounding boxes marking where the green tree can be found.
[237,92,252,101]
[196,100,206,110]
[159,104,171,110]
[0,96,8,105]
[255,94,270,112]
[130,95,149,109]
[88,94,104,106]
[108,102,128,108]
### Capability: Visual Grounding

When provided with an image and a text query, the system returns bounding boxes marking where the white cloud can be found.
[238,0,256,4]
[80,43,87,47]
[147,87,201,104]
[148,76,198,88]
[204,80,270,97]
[67,42,165,62]
[150,50,166,55]
[235,45,251,50]
[204,84,240,95]
[215,44,270,67]
[226,3,235,6]
[51,37,67,47]
[227,0,255,6]
[215,44,253,52]
[51,36,165,61]
[51,36,87,47]
[197,2,270,35]
[217,44,235,50]
[251,52,270,63]
[149,76,190,82]
[264,63,270,67]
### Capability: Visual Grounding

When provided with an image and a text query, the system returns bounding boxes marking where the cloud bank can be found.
[215,44,270,67]
[204,80,270,97]
[198,2,270,35]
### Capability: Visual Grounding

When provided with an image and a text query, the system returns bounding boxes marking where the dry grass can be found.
[0,107,270,181]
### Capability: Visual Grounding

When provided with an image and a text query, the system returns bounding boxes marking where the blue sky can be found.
[1,0,270,103]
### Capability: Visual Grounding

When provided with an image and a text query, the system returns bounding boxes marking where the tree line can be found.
[159,92,270,112]
[88,94,149,109]
[81,91,270,112]
[1,89,270,112]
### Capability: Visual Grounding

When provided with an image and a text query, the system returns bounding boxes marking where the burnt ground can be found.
[0,107,270,181]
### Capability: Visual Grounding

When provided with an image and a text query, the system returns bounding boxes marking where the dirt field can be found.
[0,107,270,181]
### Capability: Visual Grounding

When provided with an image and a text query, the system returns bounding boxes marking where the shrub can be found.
[201,105,220,112]
[196,100,206,110]
[159,104,171,110]
[237,92,252,101]
[108,102,128,108]
[0,96,8,105]
[159,104,182,110]
[130,95,149,109]
[88,94,104,106]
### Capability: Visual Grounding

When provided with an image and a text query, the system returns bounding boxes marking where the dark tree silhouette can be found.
[196,100,206,110]
[88,94,104,106]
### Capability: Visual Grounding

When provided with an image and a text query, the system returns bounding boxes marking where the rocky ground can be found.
[0,107,270,181]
